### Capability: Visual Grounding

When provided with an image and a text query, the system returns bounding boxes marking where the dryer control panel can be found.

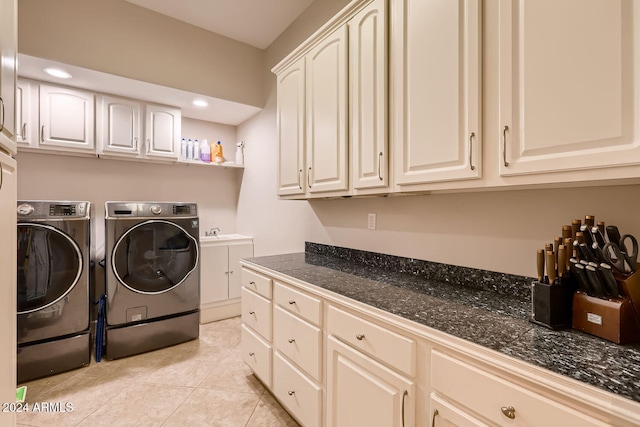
[17,201,90,219]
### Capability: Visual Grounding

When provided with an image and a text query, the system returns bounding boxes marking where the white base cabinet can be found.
[240,262,640,427]
[199,235,253,323]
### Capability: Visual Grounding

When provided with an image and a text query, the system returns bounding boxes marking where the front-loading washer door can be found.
[17,223,83,316]
[112,220,198,294]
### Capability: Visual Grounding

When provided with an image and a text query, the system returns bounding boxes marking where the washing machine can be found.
[17,200,91,383]
[104,201,200,359]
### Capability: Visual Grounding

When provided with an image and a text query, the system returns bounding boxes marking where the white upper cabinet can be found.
[350,0,388,192]
[16,79,37,149]
[97,95,142,157]
[144,103,181,161]
[498,0,640,176]
[306,25,349,195]
[39,84,95,153]
[393,0,482,186]
[0,0,17,155]
[277,57,306,197]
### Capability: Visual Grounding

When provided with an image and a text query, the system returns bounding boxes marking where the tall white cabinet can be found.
[498,0,640,176]
[392,0,482,186]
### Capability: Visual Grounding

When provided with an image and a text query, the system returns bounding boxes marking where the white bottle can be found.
[187,139,194,160]
[235,141,244,165]
[200,139,211,162]
[180,138,187,159]
[193,139,200,161]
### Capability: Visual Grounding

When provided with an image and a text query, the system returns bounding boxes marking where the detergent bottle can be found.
[213,141,224,163]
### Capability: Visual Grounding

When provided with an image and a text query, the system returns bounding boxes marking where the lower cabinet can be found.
[273,351,322,427]
[430,393,488,427]
[326,335,415,427]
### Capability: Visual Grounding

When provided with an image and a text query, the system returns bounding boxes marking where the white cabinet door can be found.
[350,0,389,191]
[39,84,95,153]
[16,79,37,149]
[228,243,254,300]
[498,0,640,176]
[97,95,142,156]
[306,25,349,195]
[393,0,482,186]
[144,104,180,161]
[326,335,415,427]
[0,0,17,155]
[0,152,16,426]
[277,57,306,197]
[201,245,229,303]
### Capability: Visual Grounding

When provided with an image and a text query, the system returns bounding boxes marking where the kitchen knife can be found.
[606,225,622,246]
[597,221,606,237]
[573,240,582,261]
[599,263,622,298]
[537,249,545,283]
[580,224,594,247]
[591,226,607,248]
[571,219,581,242]
[585,265,605,298]
[562,225,572,241]
[591,242,608,264]
[579,243,596,262]
[554,237,562,267]
[547,250,557,285]
[558,245,566,279]
[576,231,585,245]
[564,238,573,270]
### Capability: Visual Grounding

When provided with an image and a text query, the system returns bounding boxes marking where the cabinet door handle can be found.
[0,96,4,132]
[297,169,303,190]
[0,162,3,191]
[288,338,295,344]
[145,138,151,154]
[288,300,296,305]
[378,152,383,180]
[41,125,45,143]
[249,281,256,286]
[21,123,27,140]
[248,311,255,315]
[356,334,365,341]
[502,125,509,167]
[402,390,408,427]
[248,352,255,357]
[469,132,475,171]
[287,390,295,396]
[307,166,312,188]
[133,137,138,151]
[229,270,234,274]
[431,409,439,427]
[501,406,516,419]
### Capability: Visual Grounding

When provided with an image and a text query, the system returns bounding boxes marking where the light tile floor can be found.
[16,316,299,427]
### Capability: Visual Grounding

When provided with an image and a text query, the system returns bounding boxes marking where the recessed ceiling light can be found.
[193,99,208,107]
[44,68,72,79]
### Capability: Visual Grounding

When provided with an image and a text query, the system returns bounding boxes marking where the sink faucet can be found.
[205,227,221,237]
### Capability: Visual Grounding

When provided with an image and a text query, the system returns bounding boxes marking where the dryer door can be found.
[112,220,199,294]
[17,223,83,315]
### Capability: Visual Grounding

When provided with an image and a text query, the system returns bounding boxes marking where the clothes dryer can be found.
[17,201,91,383]
[104,202,200,359]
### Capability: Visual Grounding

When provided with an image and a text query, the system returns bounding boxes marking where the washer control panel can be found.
[17,201,90,219]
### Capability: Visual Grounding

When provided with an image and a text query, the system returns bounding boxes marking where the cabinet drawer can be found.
[241,268,272,299]
[241,287,272,341]
[273,305,322,381]
[241,324,272,388]
[273,281,323,326]
[273,351,322,427]
[431,351,607,427]
[327,305,415,377]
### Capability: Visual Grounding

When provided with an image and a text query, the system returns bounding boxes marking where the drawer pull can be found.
[288,300,296,305]
[501,406,516,419]
[431,409,439,427]
[249,311,255,315]
[288,339,295,344]
[356,334,365,341]
[249,281,256,286]
[402,390,408,427]
[288,390,295,396]
[248,352,255,356]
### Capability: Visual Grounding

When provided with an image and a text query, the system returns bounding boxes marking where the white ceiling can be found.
[124,0,314,49]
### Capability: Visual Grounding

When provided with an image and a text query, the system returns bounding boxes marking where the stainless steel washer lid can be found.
[17,201,90,220]
[105,201,197,219]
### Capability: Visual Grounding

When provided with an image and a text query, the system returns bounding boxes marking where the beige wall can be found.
[18,0,265,107]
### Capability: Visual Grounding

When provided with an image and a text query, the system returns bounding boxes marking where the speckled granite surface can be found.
[244,244,640,404]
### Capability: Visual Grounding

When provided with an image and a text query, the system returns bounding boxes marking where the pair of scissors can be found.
[603,234,638,274]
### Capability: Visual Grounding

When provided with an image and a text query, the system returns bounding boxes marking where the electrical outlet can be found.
[367,213,377,230]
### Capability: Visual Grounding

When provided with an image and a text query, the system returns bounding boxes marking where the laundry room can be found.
[3,0,640,426]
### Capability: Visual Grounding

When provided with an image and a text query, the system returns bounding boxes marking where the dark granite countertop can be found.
[244,248,640,405]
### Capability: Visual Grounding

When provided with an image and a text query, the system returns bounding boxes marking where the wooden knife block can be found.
[572,272,640,344]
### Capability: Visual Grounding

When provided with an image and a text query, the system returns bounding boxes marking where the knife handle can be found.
[585,215,595,228]
[537,249,545,283]
[554,237,562,267]
[597,221,605,237]
[576,232,585,245]
[585,265,605,298]
[606,225,622,246]
[580,225,594,247]
[579,243,596,262]
[564,238,574,262]
[573,263,592,294]
[562,225,572,240]
[572,219,581,242]
[558,245,566,279]
[546,250,556,285]
[599,263,622,298]
[592,226,607,248]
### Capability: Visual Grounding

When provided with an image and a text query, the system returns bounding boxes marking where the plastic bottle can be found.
[180,138,187,160]
[187,139,194,160]
[213,141,224,163]
[200,139,211,162]
[235,141,244,165]
[193,139,200,161]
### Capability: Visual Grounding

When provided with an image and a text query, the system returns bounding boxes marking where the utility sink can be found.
[200,233,252,243]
